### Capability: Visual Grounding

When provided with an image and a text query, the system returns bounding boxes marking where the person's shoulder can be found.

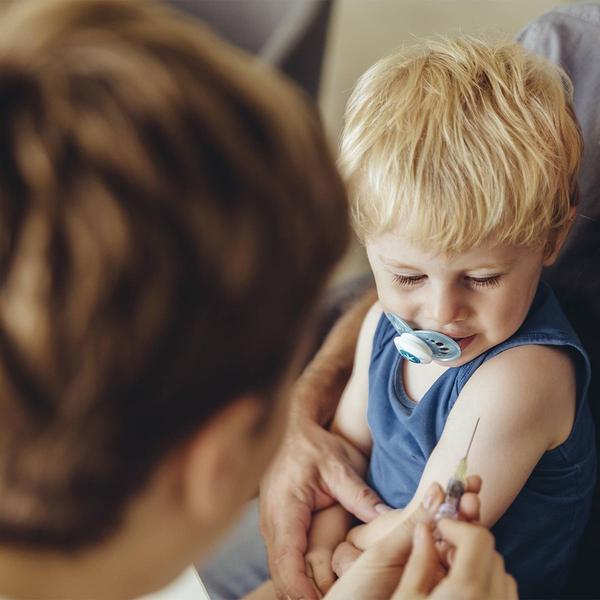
[361,300,385,343]
[351,300,383,361]
[477,343,574,393]
[463,344,575,447]
[365,300,383,323]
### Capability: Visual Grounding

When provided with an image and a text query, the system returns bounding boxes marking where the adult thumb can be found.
[323,517,415,600]
[391,523,443,599]
[330,467,389,523]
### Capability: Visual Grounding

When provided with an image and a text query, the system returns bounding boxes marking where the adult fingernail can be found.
[375,503,392,514]
[421,486,436,511]
[413,522,427,546]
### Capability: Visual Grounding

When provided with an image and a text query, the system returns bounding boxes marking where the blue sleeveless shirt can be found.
[366,282,596,599]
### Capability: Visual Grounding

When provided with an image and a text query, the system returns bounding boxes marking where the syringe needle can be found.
[436,417,481,522]
[465,417,480,459]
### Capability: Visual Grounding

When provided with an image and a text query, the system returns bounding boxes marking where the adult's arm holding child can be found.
[303,302,381,594]
[259,288,379,600]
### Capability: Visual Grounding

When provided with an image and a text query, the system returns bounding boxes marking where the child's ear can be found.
[179,395,266,524]
[543,206,576,267]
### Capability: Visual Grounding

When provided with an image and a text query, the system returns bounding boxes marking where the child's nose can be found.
[426,286,468,327]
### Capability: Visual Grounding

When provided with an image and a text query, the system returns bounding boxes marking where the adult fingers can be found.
[323,520,416,600]
[305,548,335,596]
[392,523,444,599]
[360,483,445,568]
[436,519,496,587]
[323,485,447,600]
[326,462,388,523]
[489,552,519,600]
[458,492,480,523]
[506,572,519,599]
[404,483,445,531]
[331,541,362,577]
[264,499,319,600]
[464,474,482,494]
[458,475,481,523]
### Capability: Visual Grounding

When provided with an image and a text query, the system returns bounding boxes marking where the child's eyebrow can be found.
[462,260,517,271]
[378,256,516,271]
[378,257,420,270]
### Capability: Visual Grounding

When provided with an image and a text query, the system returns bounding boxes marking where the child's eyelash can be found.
[392,274,502,288]
[393,274,424,286]
[467,275,502,288]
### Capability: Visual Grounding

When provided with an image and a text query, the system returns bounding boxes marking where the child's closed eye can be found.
[466,275,502,288]
[392,274,503,288]
[392,274,425,286]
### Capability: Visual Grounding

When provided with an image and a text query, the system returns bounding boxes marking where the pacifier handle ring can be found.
[394,333,433,364]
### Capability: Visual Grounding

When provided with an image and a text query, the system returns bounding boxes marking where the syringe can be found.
[435,417,480,521]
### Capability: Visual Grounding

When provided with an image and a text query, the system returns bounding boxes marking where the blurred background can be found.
[171,0,580,287]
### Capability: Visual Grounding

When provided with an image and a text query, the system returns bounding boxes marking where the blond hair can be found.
[340,37,582,253]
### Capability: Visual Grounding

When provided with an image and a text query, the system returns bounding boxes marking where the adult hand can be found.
[394,520,517,600]
[324,482,448,599]
[259,287,380,600]
[331,476,482,577]
[260,413,385,600]
[325,478,511,600]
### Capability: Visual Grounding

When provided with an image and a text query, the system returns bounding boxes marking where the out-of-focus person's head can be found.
[0,0,348,594]
[340,37,582,257]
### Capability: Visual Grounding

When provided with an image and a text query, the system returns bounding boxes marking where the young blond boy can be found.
[303,38,596,599]
[0,0,350,597]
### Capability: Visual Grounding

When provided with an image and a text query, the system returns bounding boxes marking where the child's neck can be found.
[403,359,449,403]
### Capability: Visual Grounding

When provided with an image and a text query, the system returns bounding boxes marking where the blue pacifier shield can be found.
[385,313,461,363]
[417,330,461,361]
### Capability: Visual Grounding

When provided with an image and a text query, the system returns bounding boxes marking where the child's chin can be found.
[435,349,475,367]
[437,337,489,366]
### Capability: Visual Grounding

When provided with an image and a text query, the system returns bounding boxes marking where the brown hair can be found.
[0,0,349,549]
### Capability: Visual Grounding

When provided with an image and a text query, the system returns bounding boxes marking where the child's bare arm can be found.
[304,504,355,594]
[327,301,383,456]
[346,343,576,550]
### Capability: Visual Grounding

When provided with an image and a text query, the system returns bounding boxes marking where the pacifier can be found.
[385,313,461,364]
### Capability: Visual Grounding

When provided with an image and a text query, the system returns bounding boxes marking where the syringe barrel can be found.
[435,477,465,521]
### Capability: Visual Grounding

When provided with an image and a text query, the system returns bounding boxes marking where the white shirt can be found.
[139,567,211,600]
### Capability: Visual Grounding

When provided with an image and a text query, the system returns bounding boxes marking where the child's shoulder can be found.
[462,343,575,449]
[362,300,385,340]
[475,343,575,394]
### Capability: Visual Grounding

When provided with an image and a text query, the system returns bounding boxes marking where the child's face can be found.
[366,231,551,366]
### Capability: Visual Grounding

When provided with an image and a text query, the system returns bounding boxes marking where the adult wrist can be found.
[289,355,350,426]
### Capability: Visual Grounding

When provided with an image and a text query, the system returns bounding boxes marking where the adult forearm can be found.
[291,286,377,425]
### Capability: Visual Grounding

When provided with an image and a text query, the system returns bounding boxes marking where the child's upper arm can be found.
[408,343,576,527]
[329,301,382,457]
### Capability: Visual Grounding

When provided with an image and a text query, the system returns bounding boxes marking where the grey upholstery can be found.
[167,0,333,99]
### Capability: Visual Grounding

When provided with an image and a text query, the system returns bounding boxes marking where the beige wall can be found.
[320,0,577,283]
